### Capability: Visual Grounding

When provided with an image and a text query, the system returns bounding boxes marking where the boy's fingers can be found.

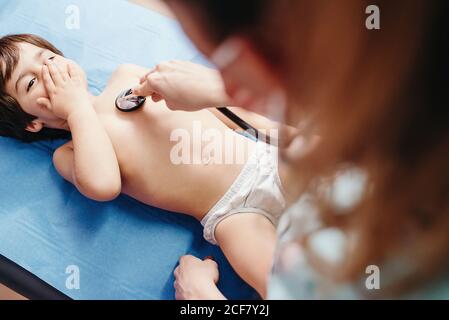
[49,58,69,79]
[42,65,56,93]
[67,63,73,78]
[67,63,79,80]
[45,60,64,85]
[59,64,69,81]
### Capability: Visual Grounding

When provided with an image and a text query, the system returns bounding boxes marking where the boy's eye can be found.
[27,78,35,92]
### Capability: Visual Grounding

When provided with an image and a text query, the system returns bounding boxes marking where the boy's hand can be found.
[38,59,91,120]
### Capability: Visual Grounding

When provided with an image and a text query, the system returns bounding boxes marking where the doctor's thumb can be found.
[152,93,163,103]
[131,85,144,96]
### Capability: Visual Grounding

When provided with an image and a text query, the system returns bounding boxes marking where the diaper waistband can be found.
[201,141,279,226]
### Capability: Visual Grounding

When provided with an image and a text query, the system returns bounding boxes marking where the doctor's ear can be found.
[25,119,44,133]
[210,37,281,107]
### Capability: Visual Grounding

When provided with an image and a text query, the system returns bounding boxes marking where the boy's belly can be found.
[100,103,256,219]
[121,160,247,219]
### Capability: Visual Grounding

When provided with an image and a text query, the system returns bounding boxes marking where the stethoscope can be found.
[115,88,275,144]
[115,88,147,112]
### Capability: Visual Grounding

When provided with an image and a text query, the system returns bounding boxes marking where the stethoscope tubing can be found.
[216,107,276,145]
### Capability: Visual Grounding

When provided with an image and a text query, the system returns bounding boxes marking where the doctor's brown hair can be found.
[168,0,449,296]
[0,34,70,142]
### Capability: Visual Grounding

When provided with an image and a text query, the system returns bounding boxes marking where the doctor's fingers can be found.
[152,93,163,103]
[139,61,178,82]
[139,66,158,84]
[133,73,163,96]
[174,265,180,278]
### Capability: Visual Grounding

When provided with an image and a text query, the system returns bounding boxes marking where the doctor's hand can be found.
[132,61,231,111]
[173,255,226,300]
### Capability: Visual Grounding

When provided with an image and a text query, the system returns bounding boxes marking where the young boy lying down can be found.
[0,34,287,298]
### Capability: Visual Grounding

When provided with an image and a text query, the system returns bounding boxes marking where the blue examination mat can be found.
[0,0,257,299]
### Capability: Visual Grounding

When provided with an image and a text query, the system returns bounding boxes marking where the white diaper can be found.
[201,141,286,245]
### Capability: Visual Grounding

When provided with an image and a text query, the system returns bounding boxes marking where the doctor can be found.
[134,0,449,299]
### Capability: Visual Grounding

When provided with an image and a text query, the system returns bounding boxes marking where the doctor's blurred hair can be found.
[0,34,70,142]
[168,0,449,296]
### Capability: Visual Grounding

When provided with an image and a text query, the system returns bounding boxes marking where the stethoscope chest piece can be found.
[115,88,146,112]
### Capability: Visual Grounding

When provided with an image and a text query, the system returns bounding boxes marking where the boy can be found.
[0,34,286,298]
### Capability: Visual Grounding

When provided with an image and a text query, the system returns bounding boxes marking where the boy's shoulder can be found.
[104,64,150,92]
[112,64,149,78]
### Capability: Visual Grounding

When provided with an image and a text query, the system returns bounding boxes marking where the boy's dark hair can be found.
[0,34,70,142]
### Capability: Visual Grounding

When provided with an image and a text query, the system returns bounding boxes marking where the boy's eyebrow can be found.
[14,48,45,93]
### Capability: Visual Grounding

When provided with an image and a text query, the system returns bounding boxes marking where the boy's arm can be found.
[53,109,122,202]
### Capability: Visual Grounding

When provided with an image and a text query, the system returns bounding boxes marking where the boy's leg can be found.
[215,212,277,298]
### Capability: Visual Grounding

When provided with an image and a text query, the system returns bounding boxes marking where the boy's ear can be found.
[25,120,44,133]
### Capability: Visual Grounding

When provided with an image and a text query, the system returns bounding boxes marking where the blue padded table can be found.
[0,0,257,300]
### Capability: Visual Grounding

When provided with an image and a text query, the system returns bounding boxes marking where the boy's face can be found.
[5,42,86,130]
